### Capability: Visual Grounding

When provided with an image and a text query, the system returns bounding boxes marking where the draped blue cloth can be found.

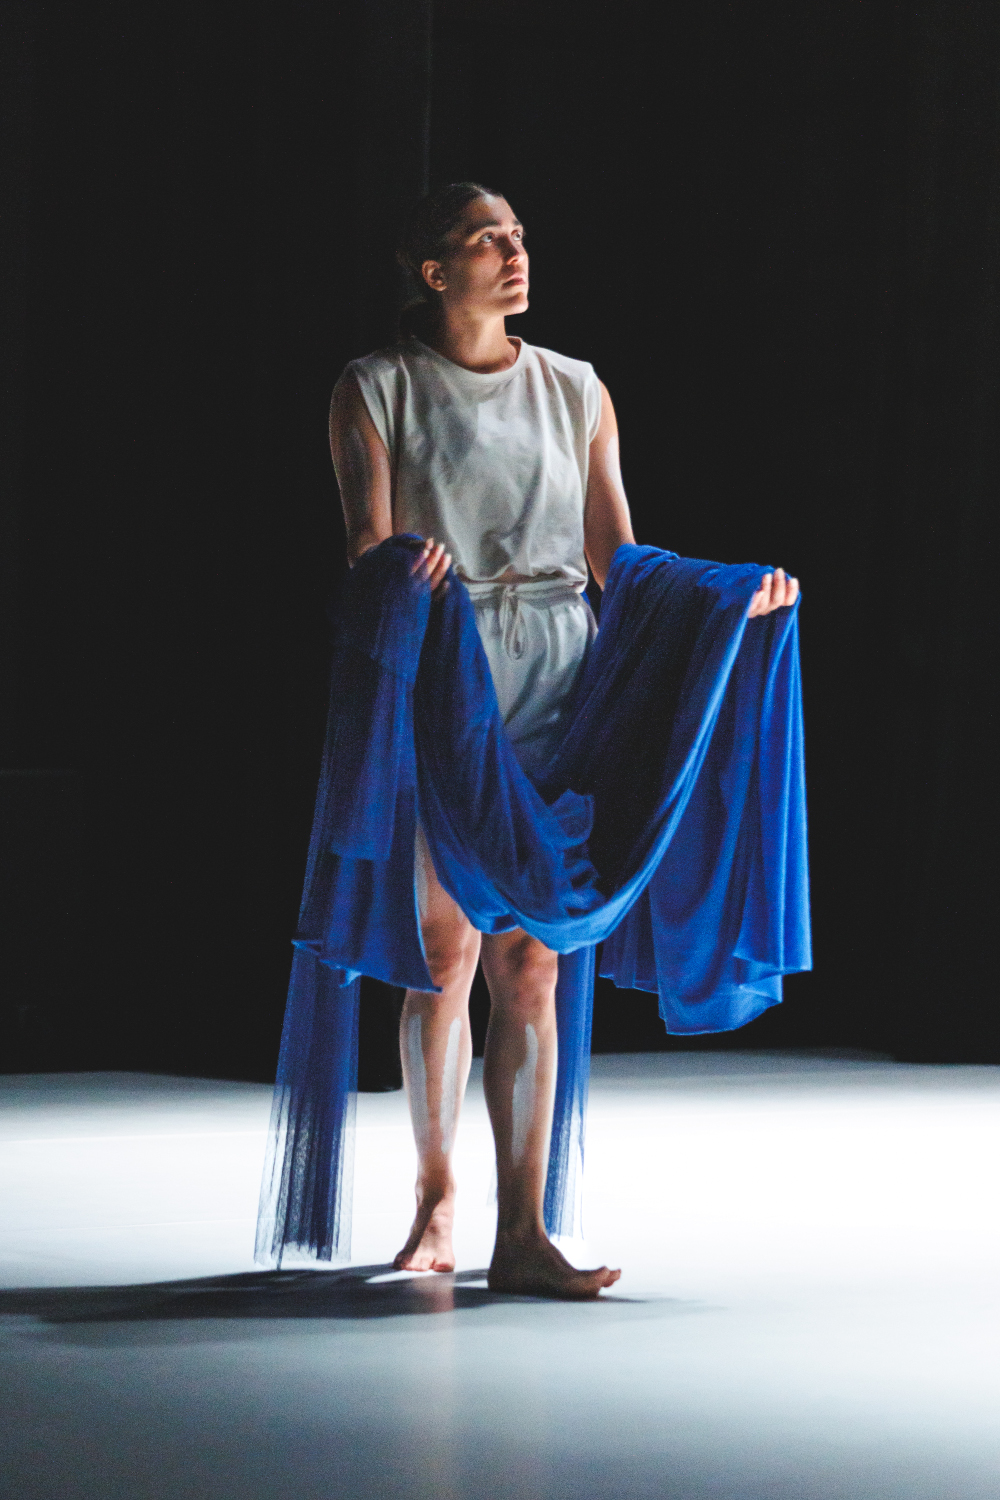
[256,537,810,1265]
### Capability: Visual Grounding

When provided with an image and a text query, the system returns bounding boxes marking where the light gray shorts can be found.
[415,578,595,925]
[465,578,597,779]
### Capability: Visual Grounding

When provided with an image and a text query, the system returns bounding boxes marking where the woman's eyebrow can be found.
[467,219,524,237]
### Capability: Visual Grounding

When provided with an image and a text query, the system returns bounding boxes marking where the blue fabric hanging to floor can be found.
[256,537,810,1266]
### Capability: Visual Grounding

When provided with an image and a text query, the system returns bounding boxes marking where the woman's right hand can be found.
[411,537,452,596]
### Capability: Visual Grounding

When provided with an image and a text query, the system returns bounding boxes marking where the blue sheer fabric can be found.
[256,537,810,1265]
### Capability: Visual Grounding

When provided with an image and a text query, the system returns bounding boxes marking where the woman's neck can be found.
[423,310,519,374]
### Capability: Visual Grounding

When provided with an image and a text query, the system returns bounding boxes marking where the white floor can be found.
[2,1054,999,1499]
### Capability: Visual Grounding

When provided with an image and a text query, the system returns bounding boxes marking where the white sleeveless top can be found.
[342,335,602,586]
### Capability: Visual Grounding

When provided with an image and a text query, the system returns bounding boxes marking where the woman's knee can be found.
[483,933,558,1009]
[421,917,480,993]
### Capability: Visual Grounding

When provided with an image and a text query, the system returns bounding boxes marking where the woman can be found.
[328,182,798,1299]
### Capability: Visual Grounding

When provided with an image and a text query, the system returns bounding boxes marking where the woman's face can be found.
[422,196,529,318]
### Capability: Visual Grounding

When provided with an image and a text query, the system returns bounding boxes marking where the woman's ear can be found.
[422,259,446,292]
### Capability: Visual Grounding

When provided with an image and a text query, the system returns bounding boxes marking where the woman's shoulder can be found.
[524,344,603,442]
[524,342,599,387]
[333,344,419,450]
[340,341,414,388]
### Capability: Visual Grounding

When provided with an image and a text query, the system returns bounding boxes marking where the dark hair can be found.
[396,181,500,339]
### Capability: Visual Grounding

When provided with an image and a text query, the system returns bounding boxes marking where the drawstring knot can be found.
[498,583,527,659]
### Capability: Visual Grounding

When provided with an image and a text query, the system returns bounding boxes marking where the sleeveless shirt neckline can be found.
[409,334,526,383]
[347,337,601,588]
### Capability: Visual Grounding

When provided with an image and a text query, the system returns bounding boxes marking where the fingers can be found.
[747,573,771,618]
[425,542,446,585]
[412,537,444,579]
[428,546,452,594]
[410,537,452,595]
[747,567,800,618]
[410,536,437,576]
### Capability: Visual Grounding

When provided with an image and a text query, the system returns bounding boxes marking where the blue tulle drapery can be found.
[256,537,810,1265]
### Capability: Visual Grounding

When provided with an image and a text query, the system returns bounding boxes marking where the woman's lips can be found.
[503,274,527,286]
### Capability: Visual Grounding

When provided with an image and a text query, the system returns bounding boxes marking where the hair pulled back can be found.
[396,181,499,339]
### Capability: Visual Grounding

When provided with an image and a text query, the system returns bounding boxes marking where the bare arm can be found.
[584,382,635,588]
[329,372,451,586]
[329,372,394,563]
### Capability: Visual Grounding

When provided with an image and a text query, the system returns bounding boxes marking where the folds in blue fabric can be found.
[255,536,810,1265]
[255,953,359,1266]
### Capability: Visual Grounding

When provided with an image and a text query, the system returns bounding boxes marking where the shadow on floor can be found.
[0,1265,661,1326]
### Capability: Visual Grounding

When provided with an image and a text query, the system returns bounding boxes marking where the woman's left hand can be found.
[748,567,799,617]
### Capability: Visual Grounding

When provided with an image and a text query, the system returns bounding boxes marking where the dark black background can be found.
[2,0,997,1080]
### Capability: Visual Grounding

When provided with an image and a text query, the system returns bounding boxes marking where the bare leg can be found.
[394,838,479,1271]
[481,931,621,1298]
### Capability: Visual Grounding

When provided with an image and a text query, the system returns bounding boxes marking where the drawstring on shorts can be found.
[465,576,587,662]
[498,583,528,660]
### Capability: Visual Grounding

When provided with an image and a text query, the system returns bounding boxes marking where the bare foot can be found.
[393,1185,456,1272]
[488,1230,621,1299]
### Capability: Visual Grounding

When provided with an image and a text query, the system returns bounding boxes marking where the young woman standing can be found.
[329,183,797,1299]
